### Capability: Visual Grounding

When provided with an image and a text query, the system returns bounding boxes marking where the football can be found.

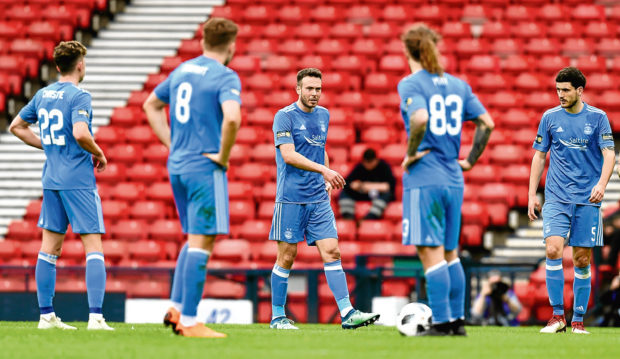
[396,303,433,336]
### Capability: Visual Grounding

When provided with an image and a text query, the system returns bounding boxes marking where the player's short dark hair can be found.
[555,67,586,89]
[297,68,322,86]
[362,148,377,162]
[53,41,87,75]
[202,17,238,50]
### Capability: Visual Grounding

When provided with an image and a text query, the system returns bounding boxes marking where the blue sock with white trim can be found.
[545,257,564,315]
[170,243,188,311]
[447,258,465,320]
[324,260,353,318]
[180,248,209,327]
[271,264,290,320]
[36,251,57,315]
[86,252,106,314]
[425,260,451,324]
[572,265,591,323]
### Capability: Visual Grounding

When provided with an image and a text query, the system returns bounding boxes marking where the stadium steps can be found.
[486,172,620,265]
[0,0,223,239]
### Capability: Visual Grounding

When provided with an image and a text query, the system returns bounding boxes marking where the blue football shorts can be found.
[170,169,229,235]
[542,201,603,247]
[39,189,105,234]
[402,186,464,250]
[269,201,338,245]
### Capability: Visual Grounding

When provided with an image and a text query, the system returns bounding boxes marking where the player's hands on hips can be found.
[93,153,107,172]
[204,153,228,169]
[322,168,345,190]
[589,183,605,203]
[402,150,430,173]
[458,159,473,171]
[527,194,541,221]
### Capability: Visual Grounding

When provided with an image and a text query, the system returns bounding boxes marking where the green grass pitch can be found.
[1,322,619,359]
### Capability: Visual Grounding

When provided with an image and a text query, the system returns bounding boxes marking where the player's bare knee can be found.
[573,254,590,268]
[545,245,562,259]
[322,247,341,262]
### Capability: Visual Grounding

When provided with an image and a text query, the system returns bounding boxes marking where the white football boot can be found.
[87,315,115,331]
[38,314,77,330]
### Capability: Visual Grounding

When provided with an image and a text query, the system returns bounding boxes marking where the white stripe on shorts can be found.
[213,169,227,233]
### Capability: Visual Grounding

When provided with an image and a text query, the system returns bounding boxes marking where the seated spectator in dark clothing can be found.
[470,271,522,327]
[603,212,620,269]
[593,271,620,327]
[338,148,395,220]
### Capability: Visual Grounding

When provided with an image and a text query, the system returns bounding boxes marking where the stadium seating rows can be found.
[3,0,619,320]
[0,1,105,102]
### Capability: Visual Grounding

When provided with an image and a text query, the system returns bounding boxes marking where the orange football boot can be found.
[176,323,227,338]
[163,307,180,332]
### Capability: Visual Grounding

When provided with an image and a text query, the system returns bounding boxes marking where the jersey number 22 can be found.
[38,108,65,146]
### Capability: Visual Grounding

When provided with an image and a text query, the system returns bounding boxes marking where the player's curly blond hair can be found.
[53,41,87,75]
[401,24,443,75]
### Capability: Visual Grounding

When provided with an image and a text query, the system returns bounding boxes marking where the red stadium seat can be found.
[0,277,27,292]
[228,56,260,74]
[262,55,294,73]
[514,72,545,92]
[339,241,361,266]
[361,126,393,145]
[112,182,144,202]
[294,23,326,40]
[149,219,183,242]
[102,240,127,263]
[129,201,166,221]
[480,21,510,38]
[584,22,615,39]
[229,200,256,224]
[491,39,522,57]
[107,143,142,163]
[126,125,156,144]
[596,38,620,57]
[146,182,174,202]
[524,38,559,56]
[461,224,483,247]
[456,39,489,57]
[561,38,593,58]
[235,163,271,184]
[250,143,276,164]
[500,55,530,74]
[128,280,169,298]
[235,126,264,145]
[326,126,355,146]
[461,201,489,226]
[242,5,272,24]
[465,55,498,73]
[476,73,509,93]
[95,126,123,145]
[330,23,362,38]
[489,144,525,165]
[479,183,516,206]
[0,240,20,260]
[258,182,277,202]
[502,164,530,185]
[142,143,169,165]
[382,5,410,23]
[128,240,162,262]
[571,4,604,22]
[278,5,304,24]
[95,163,126,183]
[335,220,356,242]
[204,279,245,299]
[110,220,146,241]
[537,4,566,22]
[487,91,520,110]
[380,143,406,166]
[127,163,166,182]
[524,92,557,111]
[238,220,271,242]
[228,181,254,201]
[310,5,340,23]
[24,200,42,221]
[415,5,444,23]
[512,128,537,147]
[109,107,137,127]
[257,202,274,220]
[357,220,392,242]
[575,55,606,73]
[505,5,531,22]
[6,220,40,241]
[379,55,407,73]
[547,21,582,39]
[346,5,374,22]
[466,164,498,184]
[101,200,128,220]
[213,239,251,262]
[537,55,569,74]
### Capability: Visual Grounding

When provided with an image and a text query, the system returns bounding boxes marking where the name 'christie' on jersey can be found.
[18,82,95,190]
[273,103,330,203]
[398,70,487,188]
[533,103,613,206]
[154,55,242,174]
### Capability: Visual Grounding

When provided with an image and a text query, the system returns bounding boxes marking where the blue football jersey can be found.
[273,103,330,203]
[154,55,242,174]
[533,103,613,206]
[398,70,487,188]
[18,82,96,190]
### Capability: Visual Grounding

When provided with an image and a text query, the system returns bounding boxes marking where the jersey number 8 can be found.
[38,108,65,146]
[175,82,193,124]
[428,94,463,136]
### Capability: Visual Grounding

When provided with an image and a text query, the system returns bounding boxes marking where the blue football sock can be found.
[170,242,188,310]
[271,264,290,319]
[545,258,564,315]
[447,258,465,320]
[36,251,57,315]
[324,260,354,317]
[86,252,106,314]
[572,265,591,323]
[425,260,451,324]
[181,248,209,323]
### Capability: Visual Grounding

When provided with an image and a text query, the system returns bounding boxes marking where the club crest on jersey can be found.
[284,229,293,240]
[535,135,543,144]
[584,123,593,135]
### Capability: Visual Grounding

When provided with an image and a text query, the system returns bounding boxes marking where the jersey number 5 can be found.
[175,82,192,124]
[38,108,65,146]
[428,94,463,136]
